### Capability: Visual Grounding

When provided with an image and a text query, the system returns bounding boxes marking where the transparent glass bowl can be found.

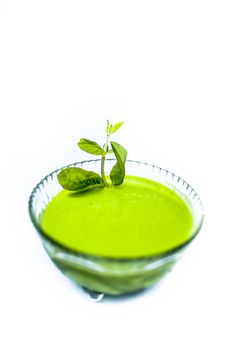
[29,160,204,297]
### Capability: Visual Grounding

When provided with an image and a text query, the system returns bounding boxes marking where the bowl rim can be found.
[28,159,205,262]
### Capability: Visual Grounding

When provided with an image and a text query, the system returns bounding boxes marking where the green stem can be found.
[101,126,111,187]
[101,156,109,187]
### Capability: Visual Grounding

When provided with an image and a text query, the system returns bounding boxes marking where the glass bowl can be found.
[29,160,204,298]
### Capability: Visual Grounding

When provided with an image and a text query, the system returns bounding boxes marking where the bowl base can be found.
[82,288,105,302]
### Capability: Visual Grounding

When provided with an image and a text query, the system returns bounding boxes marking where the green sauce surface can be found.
[42,176,193,258]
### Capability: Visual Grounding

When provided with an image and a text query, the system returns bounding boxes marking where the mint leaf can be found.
[110,141,127,185]
[58,120,127,192]
[78,139,106,156]
[109,122,124,135]
[57,167,104,191]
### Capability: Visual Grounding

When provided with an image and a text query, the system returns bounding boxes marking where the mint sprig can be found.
[57,121,127,192]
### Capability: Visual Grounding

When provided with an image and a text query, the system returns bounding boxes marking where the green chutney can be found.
[42,176,193,258]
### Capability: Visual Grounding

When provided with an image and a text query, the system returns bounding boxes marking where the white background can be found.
[0,1,233,349]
